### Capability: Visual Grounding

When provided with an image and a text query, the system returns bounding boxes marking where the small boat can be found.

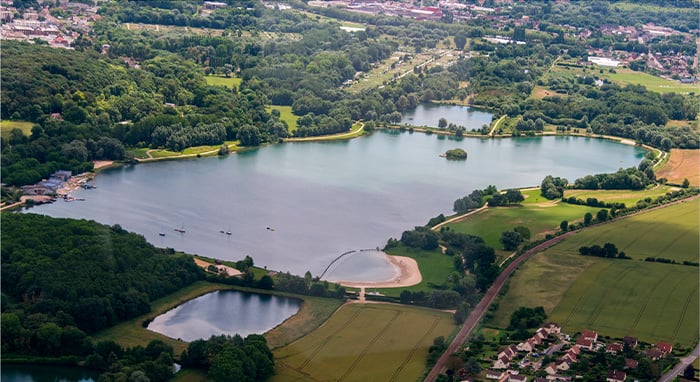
[159,232,166,237]
[220,230,225,234]
[226,231,232,235]
[174,224,186,233]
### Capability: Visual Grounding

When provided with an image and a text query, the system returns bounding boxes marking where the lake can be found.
[29,131,646,278]
[146,290,301,341]
[1,364,97,382]
[400,103,493,128]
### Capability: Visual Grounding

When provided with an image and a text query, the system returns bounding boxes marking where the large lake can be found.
[30,131,646,278]
[1,364,97,382]
[147,290,301,341]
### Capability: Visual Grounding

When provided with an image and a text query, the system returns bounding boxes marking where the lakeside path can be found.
[424,194,700,382]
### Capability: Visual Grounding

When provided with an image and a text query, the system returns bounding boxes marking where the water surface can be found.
[29,132,646,277]
[0,364,97,382]
[400,103,493,128]
[146,290,301,341]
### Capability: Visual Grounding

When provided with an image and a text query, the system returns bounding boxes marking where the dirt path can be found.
[431,205,488,231]
[489,115,506,137]
[284,123,364,142]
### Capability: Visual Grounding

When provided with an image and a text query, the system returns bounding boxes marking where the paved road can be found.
[658,343,700,382]
[423,232,574,382]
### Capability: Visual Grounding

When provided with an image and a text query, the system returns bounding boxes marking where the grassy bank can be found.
[379,244,455,297]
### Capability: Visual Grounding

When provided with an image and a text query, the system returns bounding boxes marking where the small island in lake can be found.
[443,148,468,160]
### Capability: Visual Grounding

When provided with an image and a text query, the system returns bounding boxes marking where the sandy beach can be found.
[335,255,422,289]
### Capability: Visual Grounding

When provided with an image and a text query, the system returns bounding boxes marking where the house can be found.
[534,328,549,341]
[498,345,519,361]
[562,348,578,363]
[622,336,638,348]
[575,337,594,350]
[517,339,536,352]
[544,323,561,334]
[486,370,505,379]
[544,363,558,375]
[493,356,509,369]
[645,349,664,360]
[624,358,638,369]
[545,375,572,381]
[657,342,673,356]
[52,170,72,181]
[606,343,623,354]
[509,375,527,382]
[555,360,570,371]
[580,330,598,342]
[21,184,53,196]
[606,369,626,382]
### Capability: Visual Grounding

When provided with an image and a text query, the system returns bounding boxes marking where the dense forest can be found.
[1,213,203,340]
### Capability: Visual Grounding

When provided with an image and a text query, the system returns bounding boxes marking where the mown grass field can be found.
[267,105,299,132]
[563,185,677,207]
[549,64,696,94]
[271,303,456,382]
[656,149,700,186]
[204,75,241,89]
[380,244,455,297]
[1,120,34,136]
[490,198,699,346]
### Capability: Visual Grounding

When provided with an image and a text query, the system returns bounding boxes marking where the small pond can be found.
[1,364,98,382]
[147,290,301,342]
[400,103,493,128]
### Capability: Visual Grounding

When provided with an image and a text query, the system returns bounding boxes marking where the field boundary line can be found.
[298,308,362,370]
[338,309,402,382]
[671,286,696,341]
[389,316,442,382]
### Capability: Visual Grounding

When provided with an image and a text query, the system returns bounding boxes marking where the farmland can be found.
[271,303,457,382]
[490,198,699,346]
[656,149,700,186]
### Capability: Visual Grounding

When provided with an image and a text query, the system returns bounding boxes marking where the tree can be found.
[513,226,531,240]
[454,34,467,51]
[596,209,609,222]
[438,117,447,128]
[683,364,695,379]
[559,220,568,231]
[682,178,690,188]
[505,189,525,204]
[500,230,523,251]
[237,125,261,146]
[584,212,593,225]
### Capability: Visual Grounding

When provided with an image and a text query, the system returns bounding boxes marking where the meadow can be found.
[266,105,299,132]
[1,120,34,136]
[379,244,456,297]
[204,75,242,89]
[271,303,456,382]
[489,198,699,346]
[549,64,696,94]
[563,185,677,207]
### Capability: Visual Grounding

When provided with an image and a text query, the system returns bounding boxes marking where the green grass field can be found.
[271,303,456,382]
[550,64,696,94]
[380,244,455,296]
[551,260,698,346]
[204,75,241,89]
[1,120,34,136]
[490,198,699,346]
[267,105,299,132]
[563,185,677,208]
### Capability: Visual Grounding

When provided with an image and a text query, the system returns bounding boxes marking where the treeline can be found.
[579,243,630,259]
[180,334,274,382]
[644,257,699,267]
[562,196,626,210]
[1,213,204,344]
[573,167,655,190]
[508,306,547,340]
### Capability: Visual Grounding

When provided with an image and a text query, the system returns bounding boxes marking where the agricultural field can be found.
[267,105,299,132]
[656,149,700,186]
[1,120,34,136]
[490,198,699,346]
[271,303,457,382]
[204,75,241,89]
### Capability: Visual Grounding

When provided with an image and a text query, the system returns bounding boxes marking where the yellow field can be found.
[656,149,700,186]
[272,303,456,382]
[1,120,34,136]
